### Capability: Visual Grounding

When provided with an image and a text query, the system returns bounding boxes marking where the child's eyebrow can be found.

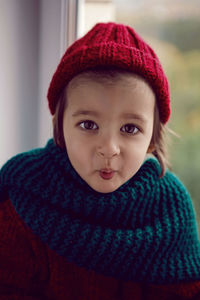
[72,110,100,118]
[72,110,147,124]
[120,113,147,124]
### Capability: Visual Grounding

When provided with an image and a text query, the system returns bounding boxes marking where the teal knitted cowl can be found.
[0,139,200,284]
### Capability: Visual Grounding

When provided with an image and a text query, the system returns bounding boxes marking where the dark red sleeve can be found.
[147,281,200,299]
[121,279,200,300]
[0,199,49,299]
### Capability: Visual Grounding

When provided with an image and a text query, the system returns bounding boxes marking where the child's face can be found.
[63,75,155,193]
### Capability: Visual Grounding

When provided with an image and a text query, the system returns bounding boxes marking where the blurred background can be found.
[0,0,199,229]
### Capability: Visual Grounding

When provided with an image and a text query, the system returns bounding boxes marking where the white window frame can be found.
[60,0,84,56]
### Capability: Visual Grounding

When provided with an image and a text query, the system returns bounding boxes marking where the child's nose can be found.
[97,135,120,159]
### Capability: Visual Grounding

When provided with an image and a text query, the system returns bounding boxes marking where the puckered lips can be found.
[99,169,115,180]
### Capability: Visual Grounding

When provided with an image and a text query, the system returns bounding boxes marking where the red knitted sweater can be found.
[0,199,200,300]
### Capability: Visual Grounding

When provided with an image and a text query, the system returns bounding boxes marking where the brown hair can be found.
[53,68,171,177]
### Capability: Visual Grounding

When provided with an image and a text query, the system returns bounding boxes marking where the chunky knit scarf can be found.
[0,139,200,284]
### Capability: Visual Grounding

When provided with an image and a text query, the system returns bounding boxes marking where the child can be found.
[0,22,200,299]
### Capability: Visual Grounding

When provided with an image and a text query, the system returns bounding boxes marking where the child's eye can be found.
[79,120,98,130]
[121,124,139,135]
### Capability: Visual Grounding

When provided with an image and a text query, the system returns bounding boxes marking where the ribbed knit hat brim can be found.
[47,22,171,124]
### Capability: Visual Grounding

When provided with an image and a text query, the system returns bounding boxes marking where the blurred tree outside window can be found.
[83,0,200,231]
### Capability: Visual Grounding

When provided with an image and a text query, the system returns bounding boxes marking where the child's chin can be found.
[90,182,120,194]
[84,172,124,194]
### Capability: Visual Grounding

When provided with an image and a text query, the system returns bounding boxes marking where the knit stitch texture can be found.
[0,139,200,284]
[47,22,170,123]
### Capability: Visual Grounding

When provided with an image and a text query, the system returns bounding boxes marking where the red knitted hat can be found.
[47,22,171,123]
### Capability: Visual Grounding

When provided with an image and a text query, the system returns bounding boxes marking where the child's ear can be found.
[147,143,155,153]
